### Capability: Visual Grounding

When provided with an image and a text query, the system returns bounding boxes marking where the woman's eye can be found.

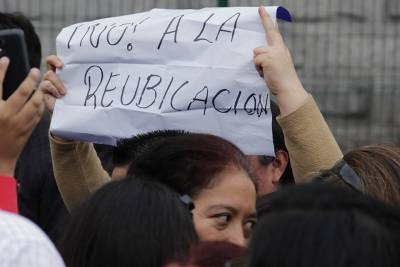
[213,214,231,225]
[243,219,257,238]
[244,219,257,231]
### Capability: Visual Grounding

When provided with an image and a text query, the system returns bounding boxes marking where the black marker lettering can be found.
[89,23,108,48]
[244,93,256,115]
[170,81,189,111]
[101,72,119,107]
[80,26,91,47]
[157,15,184,50]
[256,94,269,117]
[216,12,240,42]
[233,90,242,114]
[136,74,162,109]
[194,13,214,43]
[138,17,151,24]
[121,76,141,106]
[159,77,174,110]
[212,89,232,113]
[106,23,130,46]
[127,43,133,51]
[67,24,83,49]
[83,65,104,109]
[187,86,209,115]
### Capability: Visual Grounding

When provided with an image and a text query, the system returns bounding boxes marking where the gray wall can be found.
[2,0,399,152]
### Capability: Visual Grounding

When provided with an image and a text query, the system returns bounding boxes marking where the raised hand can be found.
[39,55,66,115]
[254,6,308,116]
[0,57,44,176]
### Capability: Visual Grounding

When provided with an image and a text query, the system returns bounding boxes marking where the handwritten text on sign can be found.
[50,7,292,155]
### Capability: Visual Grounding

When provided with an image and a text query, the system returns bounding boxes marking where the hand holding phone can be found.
[0,29,30,100]
[0,56,44,176]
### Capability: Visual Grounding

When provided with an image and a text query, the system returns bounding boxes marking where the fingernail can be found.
[0,57,9,64]
[31,68,41,79]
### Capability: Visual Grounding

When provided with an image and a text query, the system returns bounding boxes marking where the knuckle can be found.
[18,85,32,99]
[31,96,44,109]
[43,80,53,90]
[43,70,53,80]
[14,120,25,133]
[38,80,47,91]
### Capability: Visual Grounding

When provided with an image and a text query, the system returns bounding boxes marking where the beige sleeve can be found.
[277,94,343,183]
[49,135,111,211]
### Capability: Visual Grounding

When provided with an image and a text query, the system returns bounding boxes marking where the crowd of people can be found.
[0,6,399,267]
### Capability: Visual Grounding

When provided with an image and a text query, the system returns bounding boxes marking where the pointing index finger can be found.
[258,6,283,46]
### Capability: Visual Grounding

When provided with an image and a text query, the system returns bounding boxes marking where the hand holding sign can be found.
[50,6,292,155]
[253,6,307,117]
[40,55,66,115]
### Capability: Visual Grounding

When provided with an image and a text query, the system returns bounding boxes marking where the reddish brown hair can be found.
[127,133,254,197]
[166,241,247,267]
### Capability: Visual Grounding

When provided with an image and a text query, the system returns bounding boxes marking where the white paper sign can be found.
[50,6,292,155]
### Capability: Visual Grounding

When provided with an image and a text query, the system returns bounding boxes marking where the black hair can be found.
[250,184,400,267]
[0,12,42,68]
[112,130,189,167]
[258,101,294,185]
[58,177,197,267]
[127,133,254,197]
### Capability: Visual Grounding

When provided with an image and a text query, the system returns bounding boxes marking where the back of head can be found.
[113,130,189,167]
[0,12,41,68]
[314,144,400,206]
[127,133,252,197]
[59,177,197,267]
[249,184,400,267]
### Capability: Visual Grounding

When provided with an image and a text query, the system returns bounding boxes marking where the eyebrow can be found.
[248,212,257,220]
[207,204,239,215]
[207,204,257,219]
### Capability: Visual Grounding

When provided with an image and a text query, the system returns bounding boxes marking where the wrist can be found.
[275,83,308,117]
[0,160,16,177]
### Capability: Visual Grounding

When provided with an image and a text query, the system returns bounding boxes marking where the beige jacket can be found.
[277,95,343,181]
[50,94,342,211]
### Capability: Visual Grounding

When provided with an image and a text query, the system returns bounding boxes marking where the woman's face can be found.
[192,167,257,247]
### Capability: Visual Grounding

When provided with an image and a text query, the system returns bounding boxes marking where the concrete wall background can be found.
[1,0,399,152]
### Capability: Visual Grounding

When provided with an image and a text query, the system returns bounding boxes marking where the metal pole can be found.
[218,0,229,7]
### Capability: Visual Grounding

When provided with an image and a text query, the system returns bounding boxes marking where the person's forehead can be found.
[194,169,256,215]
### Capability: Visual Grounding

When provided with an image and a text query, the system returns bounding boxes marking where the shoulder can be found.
[0,211,65,267]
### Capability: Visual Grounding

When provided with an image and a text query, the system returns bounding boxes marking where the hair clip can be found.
[329,159,364,192]
[180,194,195,211]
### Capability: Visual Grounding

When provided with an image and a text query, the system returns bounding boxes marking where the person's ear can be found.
[111,164,129,180]
[271,150,289,184]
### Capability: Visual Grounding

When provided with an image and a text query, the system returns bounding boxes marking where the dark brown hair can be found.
[0,12,42,68]
[127,133,254,197]
[249,184,400,267]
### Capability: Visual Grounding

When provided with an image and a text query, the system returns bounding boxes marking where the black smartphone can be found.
[0,28,30,100]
